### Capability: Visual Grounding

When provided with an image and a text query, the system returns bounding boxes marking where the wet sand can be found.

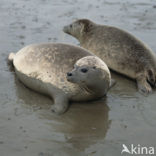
[0,0,156,156]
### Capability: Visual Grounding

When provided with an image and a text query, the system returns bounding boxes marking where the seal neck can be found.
[82,81,109,98]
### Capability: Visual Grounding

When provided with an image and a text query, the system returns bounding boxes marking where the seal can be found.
[63,19,156,94]
[8,43,111,114]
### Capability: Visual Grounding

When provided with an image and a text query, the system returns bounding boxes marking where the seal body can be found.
[64,19,156,94]
[8,43,111,114]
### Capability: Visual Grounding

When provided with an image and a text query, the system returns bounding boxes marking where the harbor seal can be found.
[63,19,156,95]
[8,43,111,114]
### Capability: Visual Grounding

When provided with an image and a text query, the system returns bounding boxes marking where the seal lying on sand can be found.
[63,19,156,94]
[8,43,111,114]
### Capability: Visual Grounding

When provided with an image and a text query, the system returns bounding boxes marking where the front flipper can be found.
[46,84,69,115]
[136,76,152,95]
[51,94,69,115]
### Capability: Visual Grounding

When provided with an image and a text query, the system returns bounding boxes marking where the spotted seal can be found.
[8,43,111,114]
[63,19,156,94]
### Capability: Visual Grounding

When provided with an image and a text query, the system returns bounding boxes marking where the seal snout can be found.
[66,72,73,82]
[67,72,72,77]
[63,25,70,34]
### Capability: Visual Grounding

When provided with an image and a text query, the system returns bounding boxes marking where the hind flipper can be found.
[8,52,15,63]
[136,75,152,95]
[146,69,156,87]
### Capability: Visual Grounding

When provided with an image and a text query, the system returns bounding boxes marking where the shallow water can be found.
[0,0,156,156]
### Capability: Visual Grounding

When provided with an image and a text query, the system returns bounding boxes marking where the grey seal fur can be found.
[8,43,111,114]
[63,19,156,95]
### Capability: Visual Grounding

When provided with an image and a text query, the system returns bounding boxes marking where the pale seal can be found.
[63,19,156,94]
[8,43,111,114]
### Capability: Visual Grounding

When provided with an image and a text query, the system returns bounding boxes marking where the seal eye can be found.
[81,68,88,73]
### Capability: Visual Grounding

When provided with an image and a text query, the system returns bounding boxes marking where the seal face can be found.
[67,56,111,98]
[8,43,111,114]
[64,19,156,95]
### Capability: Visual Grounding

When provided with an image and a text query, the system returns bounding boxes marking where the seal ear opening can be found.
[78,19,93,33]
[84,22,92,33]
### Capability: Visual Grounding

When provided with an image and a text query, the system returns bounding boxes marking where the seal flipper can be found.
[8,52,15,63]
[47,83,69,114]
[136,76,152,96]
[51,94,69,115]
[147,69,156,87]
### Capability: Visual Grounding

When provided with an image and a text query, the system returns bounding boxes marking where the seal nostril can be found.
[67,72,72,76]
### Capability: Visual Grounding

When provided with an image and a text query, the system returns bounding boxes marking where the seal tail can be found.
[8,52,15,63]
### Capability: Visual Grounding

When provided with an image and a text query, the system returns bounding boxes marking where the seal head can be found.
[63,19,94,40]
[66,56,111,98]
